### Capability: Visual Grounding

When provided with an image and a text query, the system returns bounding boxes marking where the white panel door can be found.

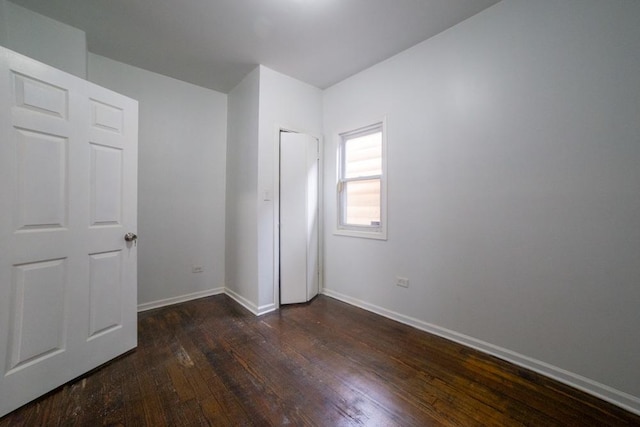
[0,47,138,417]
[280,132,319,304]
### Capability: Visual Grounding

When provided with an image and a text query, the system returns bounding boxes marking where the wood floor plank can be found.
[287,296,594,425]
[1,294,639,426]
[253,317,427,426]
[280,304,490,426]
[257,312,445,426]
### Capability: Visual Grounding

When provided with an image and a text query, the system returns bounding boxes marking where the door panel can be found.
[83,82,137,365]
[15,129,67,229]
[8,258,66,373]
[280,132,319,305]
[305,138,319,301]
[90,143,123,226]
[13,72,68,119]
[280,134,308,304]
[0,49,82,416]
[88,251,123,339]
[90,98,124,133]
[0,47,138,417]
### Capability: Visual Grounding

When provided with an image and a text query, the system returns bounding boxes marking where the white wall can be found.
[225,67,260,308]
[323,0,640,412]
[256,66,323,310]
[224,65,322,313]
[89,54,228,307]
[0,0,86,78]
[0,1,7,44]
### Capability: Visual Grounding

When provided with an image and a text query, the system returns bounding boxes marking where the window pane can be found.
[344,132,381,178]
[343,179,380,226]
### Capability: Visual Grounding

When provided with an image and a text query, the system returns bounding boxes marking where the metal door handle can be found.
[124,232,138,242]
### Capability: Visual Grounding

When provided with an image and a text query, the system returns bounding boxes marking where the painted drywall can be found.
[256,66,323,310]
[0,1,6,43]
[88,53,227,306]
[323,0,640,409]
[0,0,86,78]
[224,66,322,313]
[225,67,261,309]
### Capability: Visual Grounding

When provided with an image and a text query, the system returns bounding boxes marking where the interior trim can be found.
[137,287,224,312]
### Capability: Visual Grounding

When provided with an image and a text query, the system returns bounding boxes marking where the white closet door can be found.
[280,132,319,304]
[0,47,138,417]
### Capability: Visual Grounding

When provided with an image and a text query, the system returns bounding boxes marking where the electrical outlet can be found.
[192,265,204,273]
[396,276,409,288]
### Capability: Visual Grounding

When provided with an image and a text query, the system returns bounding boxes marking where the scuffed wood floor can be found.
[1,294,639,426]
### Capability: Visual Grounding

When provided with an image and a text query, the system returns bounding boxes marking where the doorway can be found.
[278,131,320,305]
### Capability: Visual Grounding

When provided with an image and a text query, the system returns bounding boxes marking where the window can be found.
[336,120,387,240]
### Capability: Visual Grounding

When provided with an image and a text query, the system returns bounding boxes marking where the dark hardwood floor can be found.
[1,294,639,426]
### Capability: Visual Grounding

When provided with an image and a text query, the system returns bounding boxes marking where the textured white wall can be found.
[0,1,86,78]
[88,53,228,306]
[323,0,640,407]
[225,67,261,307]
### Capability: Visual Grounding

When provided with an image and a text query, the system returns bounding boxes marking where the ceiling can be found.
[10,0,501,93]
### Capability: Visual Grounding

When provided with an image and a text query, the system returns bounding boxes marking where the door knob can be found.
[124,232,138,244]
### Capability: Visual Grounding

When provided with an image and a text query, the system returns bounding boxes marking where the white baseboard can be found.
[321,288,640,416]
[137,287,225,312]
[224,288,261,315]
[223,288,276,316]
[138,286,278,317]
[257,303,277,316]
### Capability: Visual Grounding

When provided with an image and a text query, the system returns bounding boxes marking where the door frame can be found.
[272,124,324,309]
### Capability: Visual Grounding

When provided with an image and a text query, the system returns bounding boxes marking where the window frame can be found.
[335,118,387,240]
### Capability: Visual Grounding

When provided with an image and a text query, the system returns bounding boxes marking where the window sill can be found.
[334,228,387,241]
